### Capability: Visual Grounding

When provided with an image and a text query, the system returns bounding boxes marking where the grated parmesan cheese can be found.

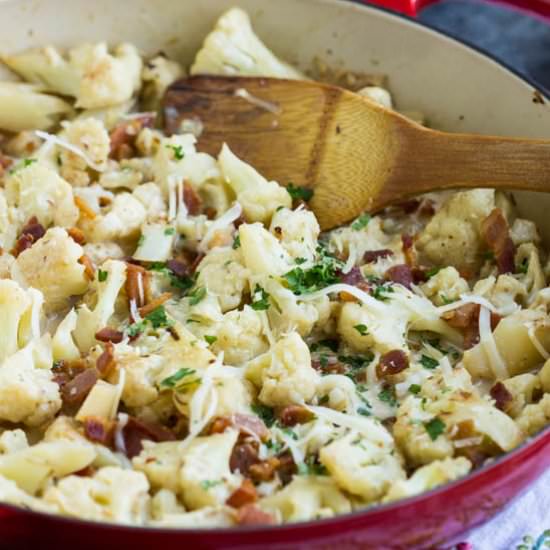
[478,306,508,379]
[199,202,243,252]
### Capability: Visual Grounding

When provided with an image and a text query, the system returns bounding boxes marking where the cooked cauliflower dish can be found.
[0,6,549,528]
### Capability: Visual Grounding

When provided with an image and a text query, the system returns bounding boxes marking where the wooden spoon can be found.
[164,76,550,230]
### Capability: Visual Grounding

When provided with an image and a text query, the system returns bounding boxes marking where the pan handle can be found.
[365,0,550,20]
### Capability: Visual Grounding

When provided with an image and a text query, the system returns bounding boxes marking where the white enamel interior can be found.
[0,0,549,234]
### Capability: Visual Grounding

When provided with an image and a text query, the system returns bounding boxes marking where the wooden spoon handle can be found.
[378,125,550,206]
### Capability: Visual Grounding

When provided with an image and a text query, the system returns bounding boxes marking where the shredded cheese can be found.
[478,306,508,379]
[300,283,385,313]
[114,412,129,455]
[342,245,357,275]
[527,325,550,360]
[437,294,499,315]
[199,202,243,252]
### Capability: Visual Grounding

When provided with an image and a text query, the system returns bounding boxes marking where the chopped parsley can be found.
[309,338,339,353]
[97,269,108,282]
[189,286,207,306]
[425,267,441,278]
[265,439,283,453]
[252,403,276,427]
[166,144,185,160]
[371,281,395,301]
[286,183,313,202]
[232,233,241,249]
[357,407,372,417]
[518,258,529,274]
[354,324,369,336]
[318,394,330,405]
[127,320,147,337]
[9,158,37,174]
[482,250,495,261]
[351,213,371,231]
[200,479,222,490]
[283,245,342,295]
[338,353,374,370]
[295,257,307,265]
[280,426,298,440]
[250,285,270,311]
[148,262,194,293]
[127,305,173,337]
[408,384,421,395]
[164,227,176,236]
[420,355,439,370]
[424,417,446,441]
[297,456,328,476]
[204,335,217,345]
[378,387,397,407]
[160,367,196,388]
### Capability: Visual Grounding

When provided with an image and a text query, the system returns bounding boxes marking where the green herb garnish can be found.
[252,403,276,427]
[425,267,441,278]
[145,305,173,329]
[97,269,108,282]
[351,213,371,231]
[200,479,222,490]
[232,233,241,249]
[164,227,176,236]
[408,384,421,395]
[204,335,217,345]
[518,258,529,274]
[160,367,196,388]
[354,324,369,336]
[424,417,446,441]
[286,183,313,202]
[189,286,206,306]
[250,285,270,311]
[378,387,397,407]
[166,144,184,160]
[420,355,439,370]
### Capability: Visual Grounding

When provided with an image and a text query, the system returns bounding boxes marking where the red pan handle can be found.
[365,0,550,20]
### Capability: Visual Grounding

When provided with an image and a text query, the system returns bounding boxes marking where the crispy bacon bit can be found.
[401,234,417,267]
[481,208,516,274]
[209,416,233,435]
[61,368,98,404]
[109,114,155,160]
[230,442,260,476]
[125,263,148,310]
[183,180,203,215]
[274,452,296,485]
[12,233,34,257]
[490,382,513,412]
[341,266,363,285]
[96,343,116,378]
[277,405,315,427]
[166,259,189,279]
[67,227,86,245]
[121,416,176,458]
[385,264,413,289]
[74,465,97,477]
[83,416,115,446]
[363,249,393,264]
[12,216,47,257]
[204,207,217,220]
[376,350,409,378]
[95,327,124,344]
[74,196,97,219]
[189,252,205,274]
[234,214,246,229]
[226,478,258,508]
[0,155,13,177]
[78,255,95,281]
[138,292,172,317]
[236,504,275,526]
[397,199,420,214]
[233,414,270,441]
[443,304,501,349]
[249,457,280,483]
[411,267,428,284]
[418,200,436,217]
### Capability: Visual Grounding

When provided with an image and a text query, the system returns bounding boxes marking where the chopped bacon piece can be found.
[96,343,116,378]
[277,405,315,427]
[481,208,516,274]
[232,414,270,442]
[79,255,95,281]
[183,181,203,215]
[234,215,246,229]
[109,114,155,160]
[397,199,420,214]
[341,266,364,286]
[12,233,34,257]
[166,259,189,279]
[0,155,13,176]
[74,465,97,477]
[61,368,98,404]
[385,264,413,289]
[490,382,513,412]
[209,416,233,435]
[236,504,275,526]
[411,267,428,284]
[204,207,217,220]
[249,457,280,483]
[125,263,148,312]
[363,249,393,264]
[376,350,409,378]
[226,479,258,508]
[12,216,46,256]
[95,327,124,344]
[121,416,176,458]
[230,443,260,476]
[83,416,115,446]
[274,452,296,485]
[67,227,86,245]
[458,446,490,469]
[443,304,501,349]
[74,196,96,219]
[418,200,436,217]
[138,292,172,317]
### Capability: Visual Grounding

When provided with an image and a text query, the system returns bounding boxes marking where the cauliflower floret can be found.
[115,352,164,408]
[472,274,526,316]
[191,7,303,78]
[315,375,358,412]
[70,43,143,109]
[0,82,72,133]
[0,279,33,363]
[239,222,293,276]
[510,217,540,246]
[133,223,176,263]
[421,267,469,307]
[13,227,88,313]
[0,473,57,513]
[133,441,183,493]
[132,182,167,222]
[269,207,320,262]
[383,457,471,503]
[540,358,550,392]
[52,308,80,362]
[462,308,550,379]
[0,190,21,252]
[246,332,318,407]
[141,54,185,111]
[83,241,125,265]
[259,476,351,523]
[0,439,95,495]
[5,161,79,228]
[516,243,546,304]
[44,466,150,524]
[79,191,147,243]
[196,247,250,312]
[416,189,495,274]
[500,373,541,418]
[150,488,186,520]
[218,145,291,224]
[0,429,28,454]
[209,306,268,366]
[0,339,60,427]
[515,394,550,436]
[179,430,241,510]
[320,431,404,502]
[357,86,393,109]
[58,118,110,186]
